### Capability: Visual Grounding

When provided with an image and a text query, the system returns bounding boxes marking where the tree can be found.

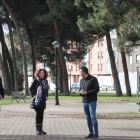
[6,12,19,91]
[0,21,12,94]
[46,0,93,95]
[75,0,126,96]
[1,0,29,95]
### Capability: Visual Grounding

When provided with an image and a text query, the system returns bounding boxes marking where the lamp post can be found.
[42,55,47,69]
[136,67,139,99]
[69,69,72,92]
[52,41,60,105]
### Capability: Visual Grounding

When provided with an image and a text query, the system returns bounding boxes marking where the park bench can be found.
[11,91,26,103]
[137,102,140,111]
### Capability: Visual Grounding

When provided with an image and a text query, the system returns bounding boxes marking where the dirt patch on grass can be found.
[50,112,140,119]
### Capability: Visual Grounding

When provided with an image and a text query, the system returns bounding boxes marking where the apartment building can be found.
[26,29,140,93]
[118,46,140,93]
[68,29,118,88]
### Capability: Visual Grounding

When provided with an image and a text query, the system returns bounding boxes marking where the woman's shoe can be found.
[41,124,47,135]
[36,124,42,135]
[42,130,47,135]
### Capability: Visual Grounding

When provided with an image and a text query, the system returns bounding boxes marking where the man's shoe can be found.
[85,134,94,139]
[93,134,99,139]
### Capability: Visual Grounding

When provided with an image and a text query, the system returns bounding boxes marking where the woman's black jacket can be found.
[29,78,48,110]
[0,78,4,98]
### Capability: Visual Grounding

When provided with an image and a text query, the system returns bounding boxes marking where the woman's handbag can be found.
[30,96,35,109]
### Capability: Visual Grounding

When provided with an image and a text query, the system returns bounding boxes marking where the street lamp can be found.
[136,67,139,99]
[42,55,47,69]
[52,41,60,105]
[69,69,72,92]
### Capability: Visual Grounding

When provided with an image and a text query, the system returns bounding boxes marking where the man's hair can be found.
[80,66,88,74]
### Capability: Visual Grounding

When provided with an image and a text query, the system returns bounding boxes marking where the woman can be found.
[0,78,4,100]
[29,69,49,135]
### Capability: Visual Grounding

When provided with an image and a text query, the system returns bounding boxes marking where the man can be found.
[79,66,99,139]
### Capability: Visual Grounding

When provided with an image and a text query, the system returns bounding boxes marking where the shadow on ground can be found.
[0,134,140,140]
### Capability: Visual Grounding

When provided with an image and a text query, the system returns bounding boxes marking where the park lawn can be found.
[49,91,139,103]
[0,90,139,105]
[0,96,31,105]
[62,112,140,119]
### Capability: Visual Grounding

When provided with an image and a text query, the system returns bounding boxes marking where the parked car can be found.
[102,85,107,90]
[107,85,114,90]
[100,85,114,90]
[71,83,80,90]
[99,85,102,90]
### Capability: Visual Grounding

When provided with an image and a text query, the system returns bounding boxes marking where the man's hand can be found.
[80,89,87,95]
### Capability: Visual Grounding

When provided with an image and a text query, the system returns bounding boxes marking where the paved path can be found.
[0,99,140,140]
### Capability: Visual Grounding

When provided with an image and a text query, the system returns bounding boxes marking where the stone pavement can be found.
[0,99,140,140]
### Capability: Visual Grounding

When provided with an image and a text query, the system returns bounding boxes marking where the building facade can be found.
[68,29,118,89]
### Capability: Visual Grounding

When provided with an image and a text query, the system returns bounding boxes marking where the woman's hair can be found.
[34,69,48,78]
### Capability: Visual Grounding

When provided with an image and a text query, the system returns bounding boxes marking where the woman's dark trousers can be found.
[35,108,45,135]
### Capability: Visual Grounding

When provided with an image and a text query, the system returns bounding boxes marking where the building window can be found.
[106,40,107,48]
[98,40,100,47]
[106,63,111,72]
[91,64,93,71]
[91,42,94,48]
[101,64,104,71]
[101,40,104,47]
[98,64,100,71]
[68,65,71,70]
[113,51,117,59]
[91,52,93,59]
[129,55,132,64]
[79,65,81,69]
[136,55,140,63]
[98,52,100,59]
[106,51,109,60]
[76,64,78,71]
[110,29,117,35]
[111,38,116,47]
[101,52,104,59]
[71,65,73,70]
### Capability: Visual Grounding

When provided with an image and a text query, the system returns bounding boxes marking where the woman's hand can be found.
[0,95,3,100]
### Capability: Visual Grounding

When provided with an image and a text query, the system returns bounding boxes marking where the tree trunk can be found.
[0,54,7,94]
[25,22,37,79]
[0,22,11,95]
[58,55,63,93]
[1,0,29,95]
[6,12,19,91]
[120,50,131,96]
[116,30,132,96]
[6,46,15,90]
[46,0,70,95]
[106,31,123,96]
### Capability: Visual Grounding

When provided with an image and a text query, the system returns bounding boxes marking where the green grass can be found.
[0,96,31,105]
[49,91,140,103]
[51,112,140,119]
[0,91,139,105]
[97,112,140,119]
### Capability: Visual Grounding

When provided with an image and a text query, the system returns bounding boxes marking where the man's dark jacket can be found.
[79,74,99,103]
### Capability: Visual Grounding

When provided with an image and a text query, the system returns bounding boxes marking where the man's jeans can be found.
[83,101,98,135]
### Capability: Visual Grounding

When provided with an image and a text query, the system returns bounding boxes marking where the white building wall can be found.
[119,72,137,94]
[98,76,111,86]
